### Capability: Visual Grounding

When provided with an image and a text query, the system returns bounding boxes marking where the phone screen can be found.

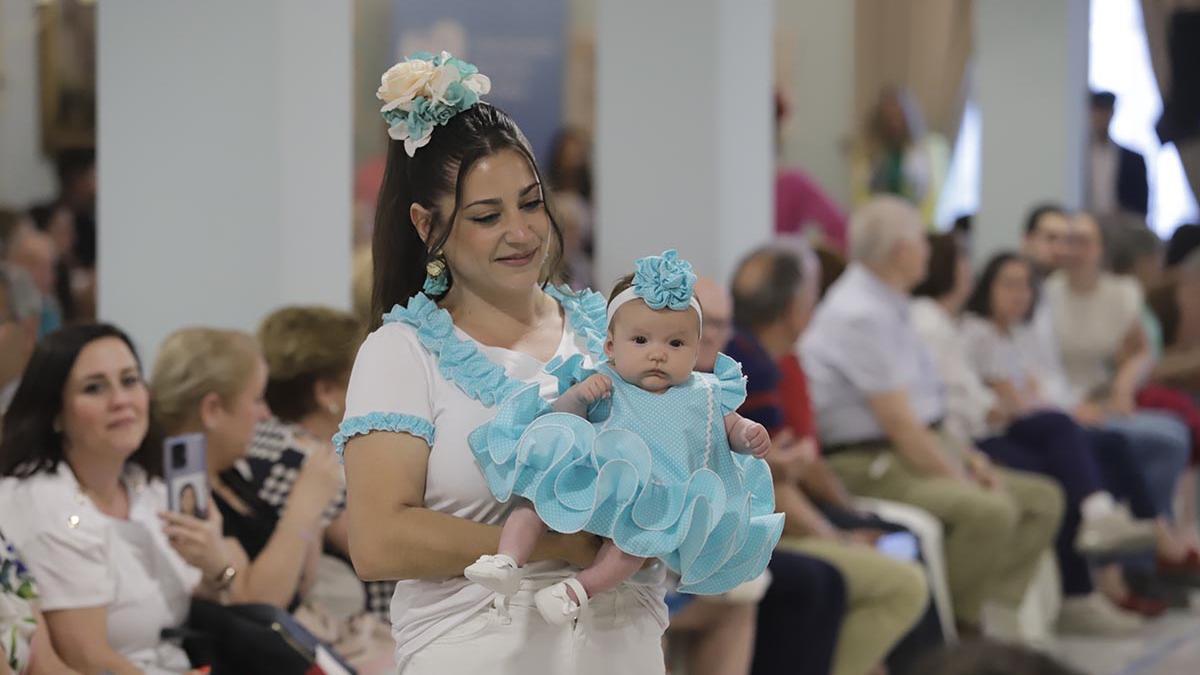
[163,433,209,519]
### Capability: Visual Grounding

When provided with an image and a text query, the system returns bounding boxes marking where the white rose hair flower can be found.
[377,51,492,157]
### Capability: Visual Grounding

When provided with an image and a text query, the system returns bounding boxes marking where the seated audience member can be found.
[1043,214,1196,550]
[800,196,1064,634]
[1148,250,1200,390]
[715,251,932,674]
[151,328,344,612]
[1165,223,1200,269]
[912,234,1155,631]
[774,91,849,252]
[961,253,1200,593]
[1023,209,1196,554]
[0,266,40,419]
[684,277,850,675]
[5,225,62,339]
[1107,221,1200,548]
[0,325,238,673]
[27,204,78,323]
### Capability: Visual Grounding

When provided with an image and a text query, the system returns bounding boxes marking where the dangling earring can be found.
[423,255,450,295]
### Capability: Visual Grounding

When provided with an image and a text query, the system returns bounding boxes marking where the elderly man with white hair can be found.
[800,196,1064,634]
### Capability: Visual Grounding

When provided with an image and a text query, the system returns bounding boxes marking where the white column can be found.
[594,0,774,288]
[98,0,352,360]
[0,0,57,205]
[974,0,1090,260]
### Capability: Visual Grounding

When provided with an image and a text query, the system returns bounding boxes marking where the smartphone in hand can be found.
[164,433,209,519]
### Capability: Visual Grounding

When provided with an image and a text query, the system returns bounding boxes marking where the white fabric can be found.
[910,299,998,443]
[401,583,664,674]
[342,310,667,671]
[1089,140,1119,216]
[0,465,199,673]
[960,313,1077,410]
[1043,272,1143,402]
[605,287,703,331]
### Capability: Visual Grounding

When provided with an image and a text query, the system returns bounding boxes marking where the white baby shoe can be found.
[535,578,589,626]
[464,554,522,597]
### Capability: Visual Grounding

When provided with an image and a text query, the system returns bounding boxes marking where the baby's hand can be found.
[574,374,613,405]
[733,419,771,458]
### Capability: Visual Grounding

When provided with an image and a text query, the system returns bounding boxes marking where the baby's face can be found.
[604,300,700,393]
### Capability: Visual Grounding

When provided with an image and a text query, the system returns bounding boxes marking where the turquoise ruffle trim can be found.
[334,412,435,457]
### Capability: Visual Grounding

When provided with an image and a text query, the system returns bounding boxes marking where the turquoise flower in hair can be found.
[633,249,697,311]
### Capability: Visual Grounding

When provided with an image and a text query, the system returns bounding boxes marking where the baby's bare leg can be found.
[573,540,646,601]
[498,500,547,566]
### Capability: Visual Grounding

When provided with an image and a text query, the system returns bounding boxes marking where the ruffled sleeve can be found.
[335,320,437,456]
[712,353,748,413]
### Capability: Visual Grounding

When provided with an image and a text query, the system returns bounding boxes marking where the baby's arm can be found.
[553,374,613,417]
[725,412,771,458]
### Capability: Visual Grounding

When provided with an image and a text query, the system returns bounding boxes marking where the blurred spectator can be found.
[1021,204,1073,278]
[28,204,79,323]
[151,328,343,612]
[1165,223,1200,269]
[5,226,63,338]
[550,191,593,290]
[32,151,96,322]
[723,250,932,673]
[914,234,1155,632]
[547,128,595,290]
[801,196,1063,633]
[774,90,848,252]
[0,324,234,672]
[0,266,42,418]
[851,87,949,226]
[689,277,852,675]
[1087,91,1148,216]
[547,127,592,202]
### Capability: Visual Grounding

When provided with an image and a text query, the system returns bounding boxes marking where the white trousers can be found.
[402,585,666,675]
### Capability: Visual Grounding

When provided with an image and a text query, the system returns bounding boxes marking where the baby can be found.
[467,250,782,625]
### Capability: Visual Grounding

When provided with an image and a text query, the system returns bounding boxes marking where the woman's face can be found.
[434,149,552,300]
[207,357,270,469]
[991,259,1034,326]
[61,337,150,464]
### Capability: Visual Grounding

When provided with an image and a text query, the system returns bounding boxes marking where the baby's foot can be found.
[465,554,522,597]
[535,578,589,625]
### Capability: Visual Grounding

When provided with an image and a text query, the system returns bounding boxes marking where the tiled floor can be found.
[1056,610,1200,674]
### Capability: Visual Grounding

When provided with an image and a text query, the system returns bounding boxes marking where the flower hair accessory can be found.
[377,51,492,157]
[607,249,703,330]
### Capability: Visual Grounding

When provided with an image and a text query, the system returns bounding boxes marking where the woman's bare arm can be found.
[343,431,598,581]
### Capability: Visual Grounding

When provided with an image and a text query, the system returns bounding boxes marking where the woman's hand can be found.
[160,503,229,579]
[286,443,344,525]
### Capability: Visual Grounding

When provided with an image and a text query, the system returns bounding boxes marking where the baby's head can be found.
[603,251,703,393]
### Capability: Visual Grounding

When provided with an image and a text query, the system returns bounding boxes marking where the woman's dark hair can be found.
[1024,203,1066,236]
[371,102,566,329]
[964,251,1038,322]
[912,233,962,299]
[1166,223,1200,267]
[1147,280,1181,348]
[0,324,160,478]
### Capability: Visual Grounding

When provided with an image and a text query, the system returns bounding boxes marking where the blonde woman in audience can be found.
[0,325,237,674]
[151,328,343,612]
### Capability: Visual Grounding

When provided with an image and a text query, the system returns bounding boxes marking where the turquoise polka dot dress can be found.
[469,353,784,594]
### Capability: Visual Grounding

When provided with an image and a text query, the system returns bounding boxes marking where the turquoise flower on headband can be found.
[633,250,697,311]
[377,51,491,157]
